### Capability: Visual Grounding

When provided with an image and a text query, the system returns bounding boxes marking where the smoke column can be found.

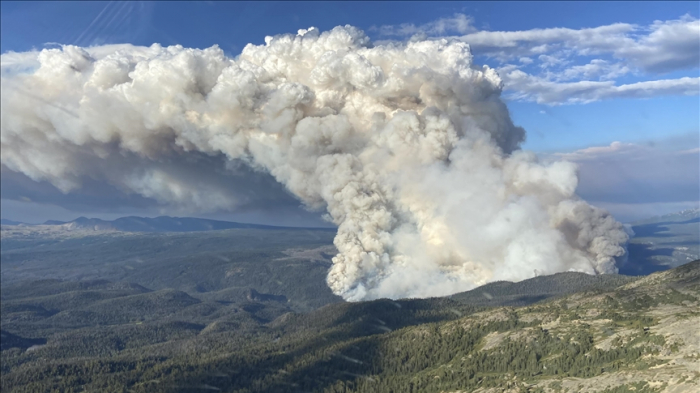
[0,26,629,300]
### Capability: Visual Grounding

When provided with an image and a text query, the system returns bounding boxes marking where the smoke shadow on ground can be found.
[165,321,382,393]
[622,243,676,275]
[504,294,550,306]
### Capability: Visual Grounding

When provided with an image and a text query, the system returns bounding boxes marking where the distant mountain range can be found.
[2,216,328,233]
[0,219,24,226]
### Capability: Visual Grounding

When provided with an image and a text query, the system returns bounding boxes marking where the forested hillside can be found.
[2,220,699,392]
[2,259,698,392]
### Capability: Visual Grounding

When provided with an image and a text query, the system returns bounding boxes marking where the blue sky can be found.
[1,1,698,223]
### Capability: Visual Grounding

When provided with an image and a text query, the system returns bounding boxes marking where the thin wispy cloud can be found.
[371,13,476,38]
[500,71,699,104]
[458,15,699,73]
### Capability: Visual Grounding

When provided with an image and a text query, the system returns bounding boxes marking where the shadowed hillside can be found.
[450,271,637,307]
[2,213,699,392]
[2,259,697,392]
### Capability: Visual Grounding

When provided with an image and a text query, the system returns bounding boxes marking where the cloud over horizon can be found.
[543,133,700,222]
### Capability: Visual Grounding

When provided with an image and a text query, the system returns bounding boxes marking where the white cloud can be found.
[374,14,700,105]
[553,59,630,81]
[460,14,699,74]
[554,141,634,161]
[500,69,699,104]
[459,22,635,60]
[615,15,700,73]
[538,53,570,69]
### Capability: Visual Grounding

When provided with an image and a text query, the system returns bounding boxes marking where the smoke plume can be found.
[0,26,629,300]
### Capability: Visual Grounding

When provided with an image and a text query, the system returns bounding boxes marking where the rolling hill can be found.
[2,259,697,392]
[1,210,699,392]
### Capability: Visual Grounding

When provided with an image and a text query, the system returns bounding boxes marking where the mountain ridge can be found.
[4,215,335,233]
[2,259,697,392]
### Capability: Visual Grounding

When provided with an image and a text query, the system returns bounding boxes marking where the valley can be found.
[1,217,699,392]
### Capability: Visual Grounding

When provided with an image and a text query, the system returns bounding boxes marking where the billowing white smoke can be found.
[0,26,629,300]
